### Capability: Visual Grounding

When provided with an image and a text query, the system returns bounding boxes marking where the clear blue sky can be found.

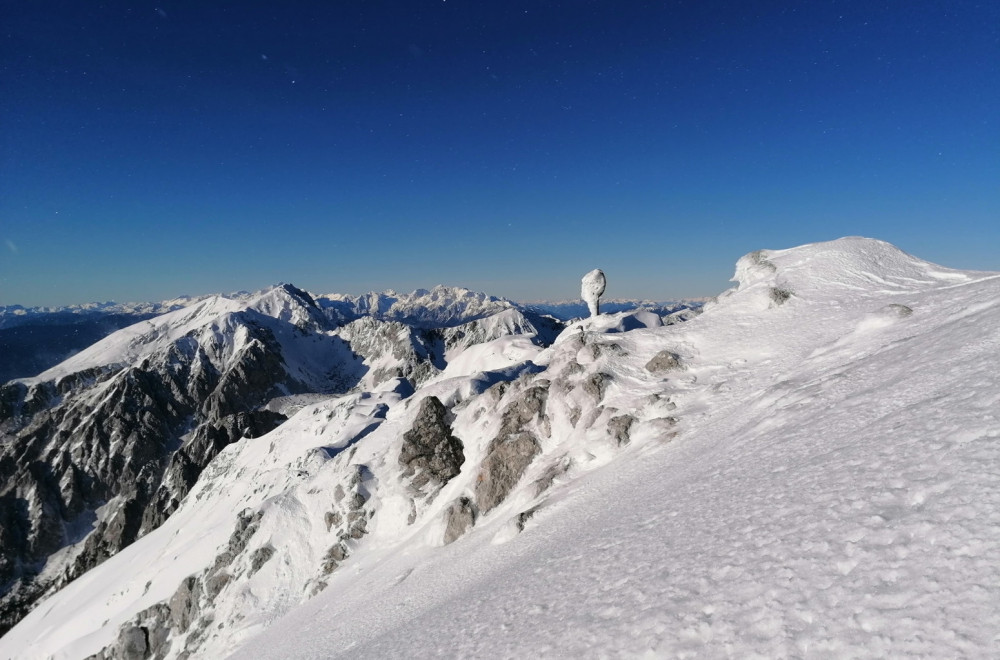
[2,1,998,306]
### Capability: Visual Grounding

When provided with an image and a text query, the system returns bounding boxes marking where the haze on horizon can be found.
[2,1,997,307]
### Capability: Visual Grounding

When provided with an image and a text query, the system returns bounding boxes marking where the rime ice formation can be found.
[581,268,606,317]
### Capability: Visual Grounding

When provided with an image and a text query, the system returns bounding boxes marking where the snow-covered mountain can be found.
[0,286,684,384]
[2,238,999,659]
[0,296,227,384]
[0,284,564,640]
[316,285,516,327]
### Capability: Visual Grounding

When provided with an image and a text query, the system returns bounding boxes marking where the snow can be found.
[15,285,340,389]
[0,297,208,330]
[2,237,999,659]
[240,238,1000,658]
[317,285,514,327]
[16,295,247,385]
[581,268,607,317]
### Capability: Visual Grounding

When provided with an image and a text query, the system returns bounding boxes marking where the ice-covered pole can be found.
[581,269,606,317]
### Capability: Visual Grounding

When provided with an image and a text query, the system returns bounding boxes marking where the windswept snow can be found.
[2,238,998,659]
[242,238,1000,659]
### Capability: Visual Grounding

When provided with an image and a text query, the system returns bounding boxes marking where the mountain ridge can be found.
[2,238,998,659]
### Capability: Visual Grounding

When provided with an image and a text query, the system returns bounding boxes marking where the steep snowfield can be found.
[17,286,321,387]
[243,238,1000,658]
[2,238,998,659]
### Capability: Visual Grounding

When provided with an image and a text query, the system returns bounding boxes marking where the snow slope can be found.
[2,238,998,659]
[241,238,1000,658]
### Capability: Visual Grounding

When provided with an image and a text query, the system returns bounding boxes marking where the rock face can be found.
[442,497,478,544]
[475,384,548,513]
[581,269,607,317]
[94,458,379,660]
[0,285,345,635]
[399,396,465,492]
[645,350,684,373]
[607,414,636,447]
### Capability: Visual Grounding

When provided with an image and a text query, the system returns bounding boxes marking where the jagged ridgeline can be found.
[0,282,699,646]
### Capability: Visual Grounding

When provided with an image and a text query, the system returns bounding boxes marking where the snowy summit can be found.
[1,237,998,659]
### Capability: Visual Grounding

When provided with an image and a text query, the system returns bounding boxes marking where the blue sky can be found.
[2,1,998,306]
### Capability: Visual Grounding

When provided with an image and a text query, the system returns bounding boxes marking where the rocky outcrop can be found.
[334,317,442,388]
[475,384,548,513]
[607,414,636,447]
[645,350,684,373]
[442,497,478,544]
[141,410,287,534]
[399,396,465,493]
[583,372,610,403]
[320,465,374,575]
[769,287,793,306]
[93,460,378,660]
[88,603,172,660]
[0,284,601,647]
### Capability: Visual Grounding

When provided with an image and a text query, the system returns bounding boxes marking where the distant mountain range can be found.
[0,288,701,383]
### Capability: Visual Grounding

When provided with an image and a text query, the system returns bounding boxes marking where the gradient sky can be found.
[2,1,998,307]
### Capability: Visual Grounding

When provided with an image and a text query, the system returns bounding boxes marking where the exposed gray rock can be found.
[769,287,793,305]
[443,497,478,544]
[608,414,636,446]
[334,317,442,387]
[583,372,610,403]
[141,410,286,534]
[345,511,368,539]
[325,511,343,530]
[475,384,548,513]
[248,545,275,576]
[323,543,348,574]
[117,625,149,660]
[398,396,465,492]
[210,510,262,576]
[567,406,582,428]
[0,316,303,633]
[475,431,540,513]
[514,506,540,533]
[169,576,202,631]
[532,457,571,496]
[645,350,684,373]
[204,572,231,600]
[90,601,173,660]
